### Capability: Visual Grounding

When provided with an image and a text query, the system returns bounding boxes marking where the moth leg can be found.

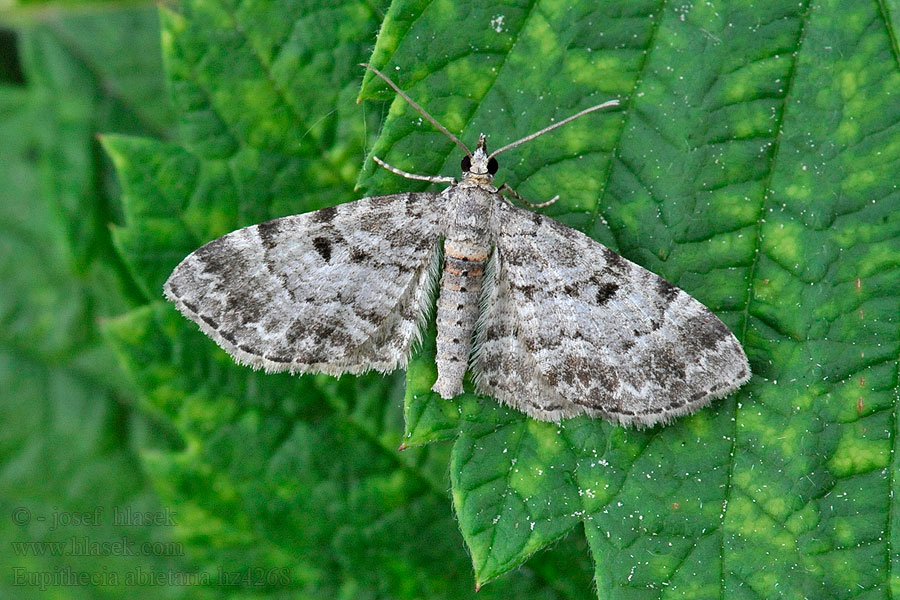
[372,155,456,184]
[498,183,558,209]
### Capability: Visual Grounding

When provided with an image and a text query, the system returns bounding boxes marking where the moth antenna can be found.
[488,99,620,159]
[361,63,472,157]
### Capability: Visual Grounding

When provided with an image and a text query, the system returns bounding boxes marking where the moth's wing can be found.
[164,192,445,375]
[471,248,574,417]
[473,199,750,427]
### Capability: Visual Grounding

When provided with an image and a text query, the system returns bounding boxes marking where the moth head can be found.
[461,134,498,178]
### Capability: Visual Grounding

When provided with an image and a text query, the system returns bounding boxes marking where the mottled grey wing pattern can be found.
[474,199,750,427]
[472,249,573,419]
[164,193,445,375]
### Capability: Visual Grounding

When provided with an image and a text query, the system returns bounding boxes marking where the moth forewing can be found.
[164,192,446,376]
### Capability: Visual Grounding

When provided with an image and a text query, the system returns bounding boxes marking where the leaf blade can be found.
[374,0,900,595]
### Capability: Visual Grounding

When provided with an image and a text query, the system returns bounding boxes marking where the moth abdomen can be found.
[432,247,489,399]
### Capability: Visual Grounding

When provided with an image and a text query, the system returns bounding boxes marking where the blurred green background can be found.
[2,0,898,598]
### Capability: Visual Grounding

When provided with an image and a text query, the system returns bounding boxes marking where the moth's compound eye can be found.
[487,157,499,175]
[461,155,472,172]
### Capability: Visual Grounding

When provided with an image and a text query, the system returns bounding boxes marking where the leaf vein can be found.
[727,1,815,594]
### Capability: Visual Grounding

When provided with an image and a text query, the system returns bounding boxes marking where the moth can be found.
[165,64,750,427]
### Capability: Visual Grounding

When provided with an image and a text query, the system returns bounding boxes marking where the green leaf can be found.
[0,6,202,599]
[17,5,176,280]
[365,0,900,594]
[0,351,202,600]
